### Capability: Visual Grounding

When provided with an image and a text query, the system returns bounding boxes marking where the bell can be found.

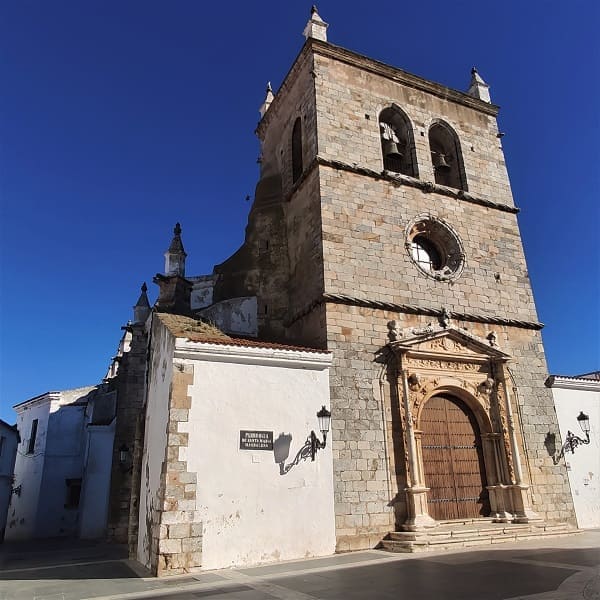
[383,138,403,160]
[433,152,451,171]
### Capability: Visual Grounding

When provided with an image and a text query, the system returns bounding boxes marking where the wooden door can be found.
[420,395,489,520]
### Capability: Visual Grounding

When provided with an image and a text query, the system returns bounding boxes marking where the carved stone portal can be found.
[388,326,538,531]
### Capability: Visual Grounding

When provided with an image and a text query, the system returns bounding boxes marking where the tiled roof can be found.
[156,313,231,342]
[190,335,330,354]
[156,313,329,354]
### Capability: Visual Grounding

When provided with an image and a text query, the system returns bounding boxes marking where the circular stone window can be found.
[405,216,465,280]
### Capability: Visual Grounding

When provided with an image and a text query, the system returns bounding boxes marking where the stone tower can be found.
[210,8,575,551]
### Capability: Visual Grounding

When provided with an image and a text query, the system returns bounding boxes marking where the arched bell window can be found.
[428,121,467,190]
[292,117,303,184]
[379,106,417,178]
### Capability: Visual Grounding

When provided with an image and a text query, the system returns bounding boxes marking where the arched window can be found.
[292,117,303,183]
[428,121,466,190]
[379,106,417,178]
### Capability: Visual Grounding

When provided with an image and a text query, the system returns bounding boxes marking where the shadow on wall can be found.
[274,433,312,475]
[544,432,558,464]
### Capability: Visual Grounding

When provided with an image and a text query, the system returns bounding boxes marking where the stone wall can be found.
[107,324,148,543]
[136,317,202,576]
[325,304,575,548]
[312,42,513,206]
[210,37,575,550]
[153,362,202,576]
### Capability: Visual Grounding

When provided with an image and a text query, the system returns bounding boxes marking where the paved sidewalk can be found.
[0,531,598,599]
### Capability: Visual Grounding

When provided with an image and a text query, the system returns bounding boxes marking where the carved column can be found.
[497,364,540,522]
[482,432,512,522]
[396,353,437,531]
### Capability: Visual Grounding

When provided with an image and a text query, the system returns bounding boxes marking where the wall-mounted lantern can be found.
[275,406,332,474]
[119,444,132,472]
[310,406,331,461]
[562,411,591,455]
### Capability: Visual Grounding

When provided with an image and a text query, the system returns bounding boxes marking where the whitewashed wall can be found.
[176,341,335,569]
[551,379,600,529]
[0,422,19,540]
[198,297,258,337]
[79,421,116,538]
[36,403,87,538]
[6,397,52,540]
[137,319,174,569]
[190,275,217,310]
[6,387,97,541]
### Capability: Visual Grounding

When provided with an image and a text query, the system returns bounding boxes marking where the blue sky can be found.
[1,1,599,423]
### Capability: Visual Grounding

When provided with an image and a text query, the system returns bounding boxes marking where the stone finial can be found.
[259,82,274,118]
[133,282,151,324]
[466,67,491,103]
[303,5,328,41]
[387,320,400,342]
[165,222,187,277]
[487,331,498,347]
[439,307,451,328]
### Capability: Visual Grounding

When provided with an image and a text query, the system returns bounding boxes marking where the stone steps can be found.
[379,520,580,553]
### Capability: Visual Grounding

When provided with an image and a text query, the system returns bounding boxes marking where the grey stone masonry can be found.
[151,362,202,577]
[210,33,576,551]
[107,323,148,544]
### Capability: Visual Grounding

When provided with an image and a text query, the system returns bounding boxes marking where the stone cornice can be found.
[256,44,313,139]
[284,293,543,331]
[316,157,520,214]
[257,37,499,138]
[310,40,500,117]
[257,39,499,139]
[173,339,332,370]
[546,375,600,392]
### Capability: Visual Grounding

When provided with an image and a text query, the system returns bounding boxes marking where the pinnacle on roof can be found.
[168,222,186,255]
[164,222,187,277]
[259,81,275,118]
[466,67,491,103]
[134,282,151,308]
[133,282,151,324]
[303,5,328,42]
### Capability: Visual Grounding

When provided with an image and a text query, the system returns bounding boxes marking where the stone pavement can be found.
[0,531,598,600]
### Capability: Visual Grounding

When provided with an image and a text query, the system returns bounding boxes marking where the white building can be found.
[0,419,19,540]
[547,373,600,529]
[136,312,336,575]
[6,386,116,541]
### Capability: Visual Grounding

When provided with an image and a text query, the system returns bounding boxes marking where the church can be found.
[8,7,577,576]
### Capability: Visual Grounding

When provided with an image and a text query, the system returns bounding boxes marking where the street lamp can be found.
[310,406,331,461]
[562,411,591,455]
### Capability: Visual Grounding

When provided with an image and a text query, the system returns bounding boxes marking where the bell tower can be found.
[212,7,575,550]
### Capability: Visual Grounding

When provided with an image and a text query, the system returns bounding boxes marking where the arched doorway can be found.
[420,394,489,520]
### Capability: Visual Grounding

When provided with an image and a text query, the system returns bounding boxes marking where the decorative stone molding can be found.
[316,156,519,213]
[387,327,537,529]
[285,293,544,330]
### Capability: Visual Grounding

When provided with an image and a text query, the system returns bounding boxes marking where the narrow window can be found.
[27,419,38,454]
[65,478,82,509]
[379,106,417,178]
[291,117,303,183]
[428,122,466,190]
[0,436,5,458]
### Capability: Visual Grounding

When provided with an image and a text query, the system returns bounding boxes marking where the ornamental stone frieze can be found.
[384,324,538,529]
